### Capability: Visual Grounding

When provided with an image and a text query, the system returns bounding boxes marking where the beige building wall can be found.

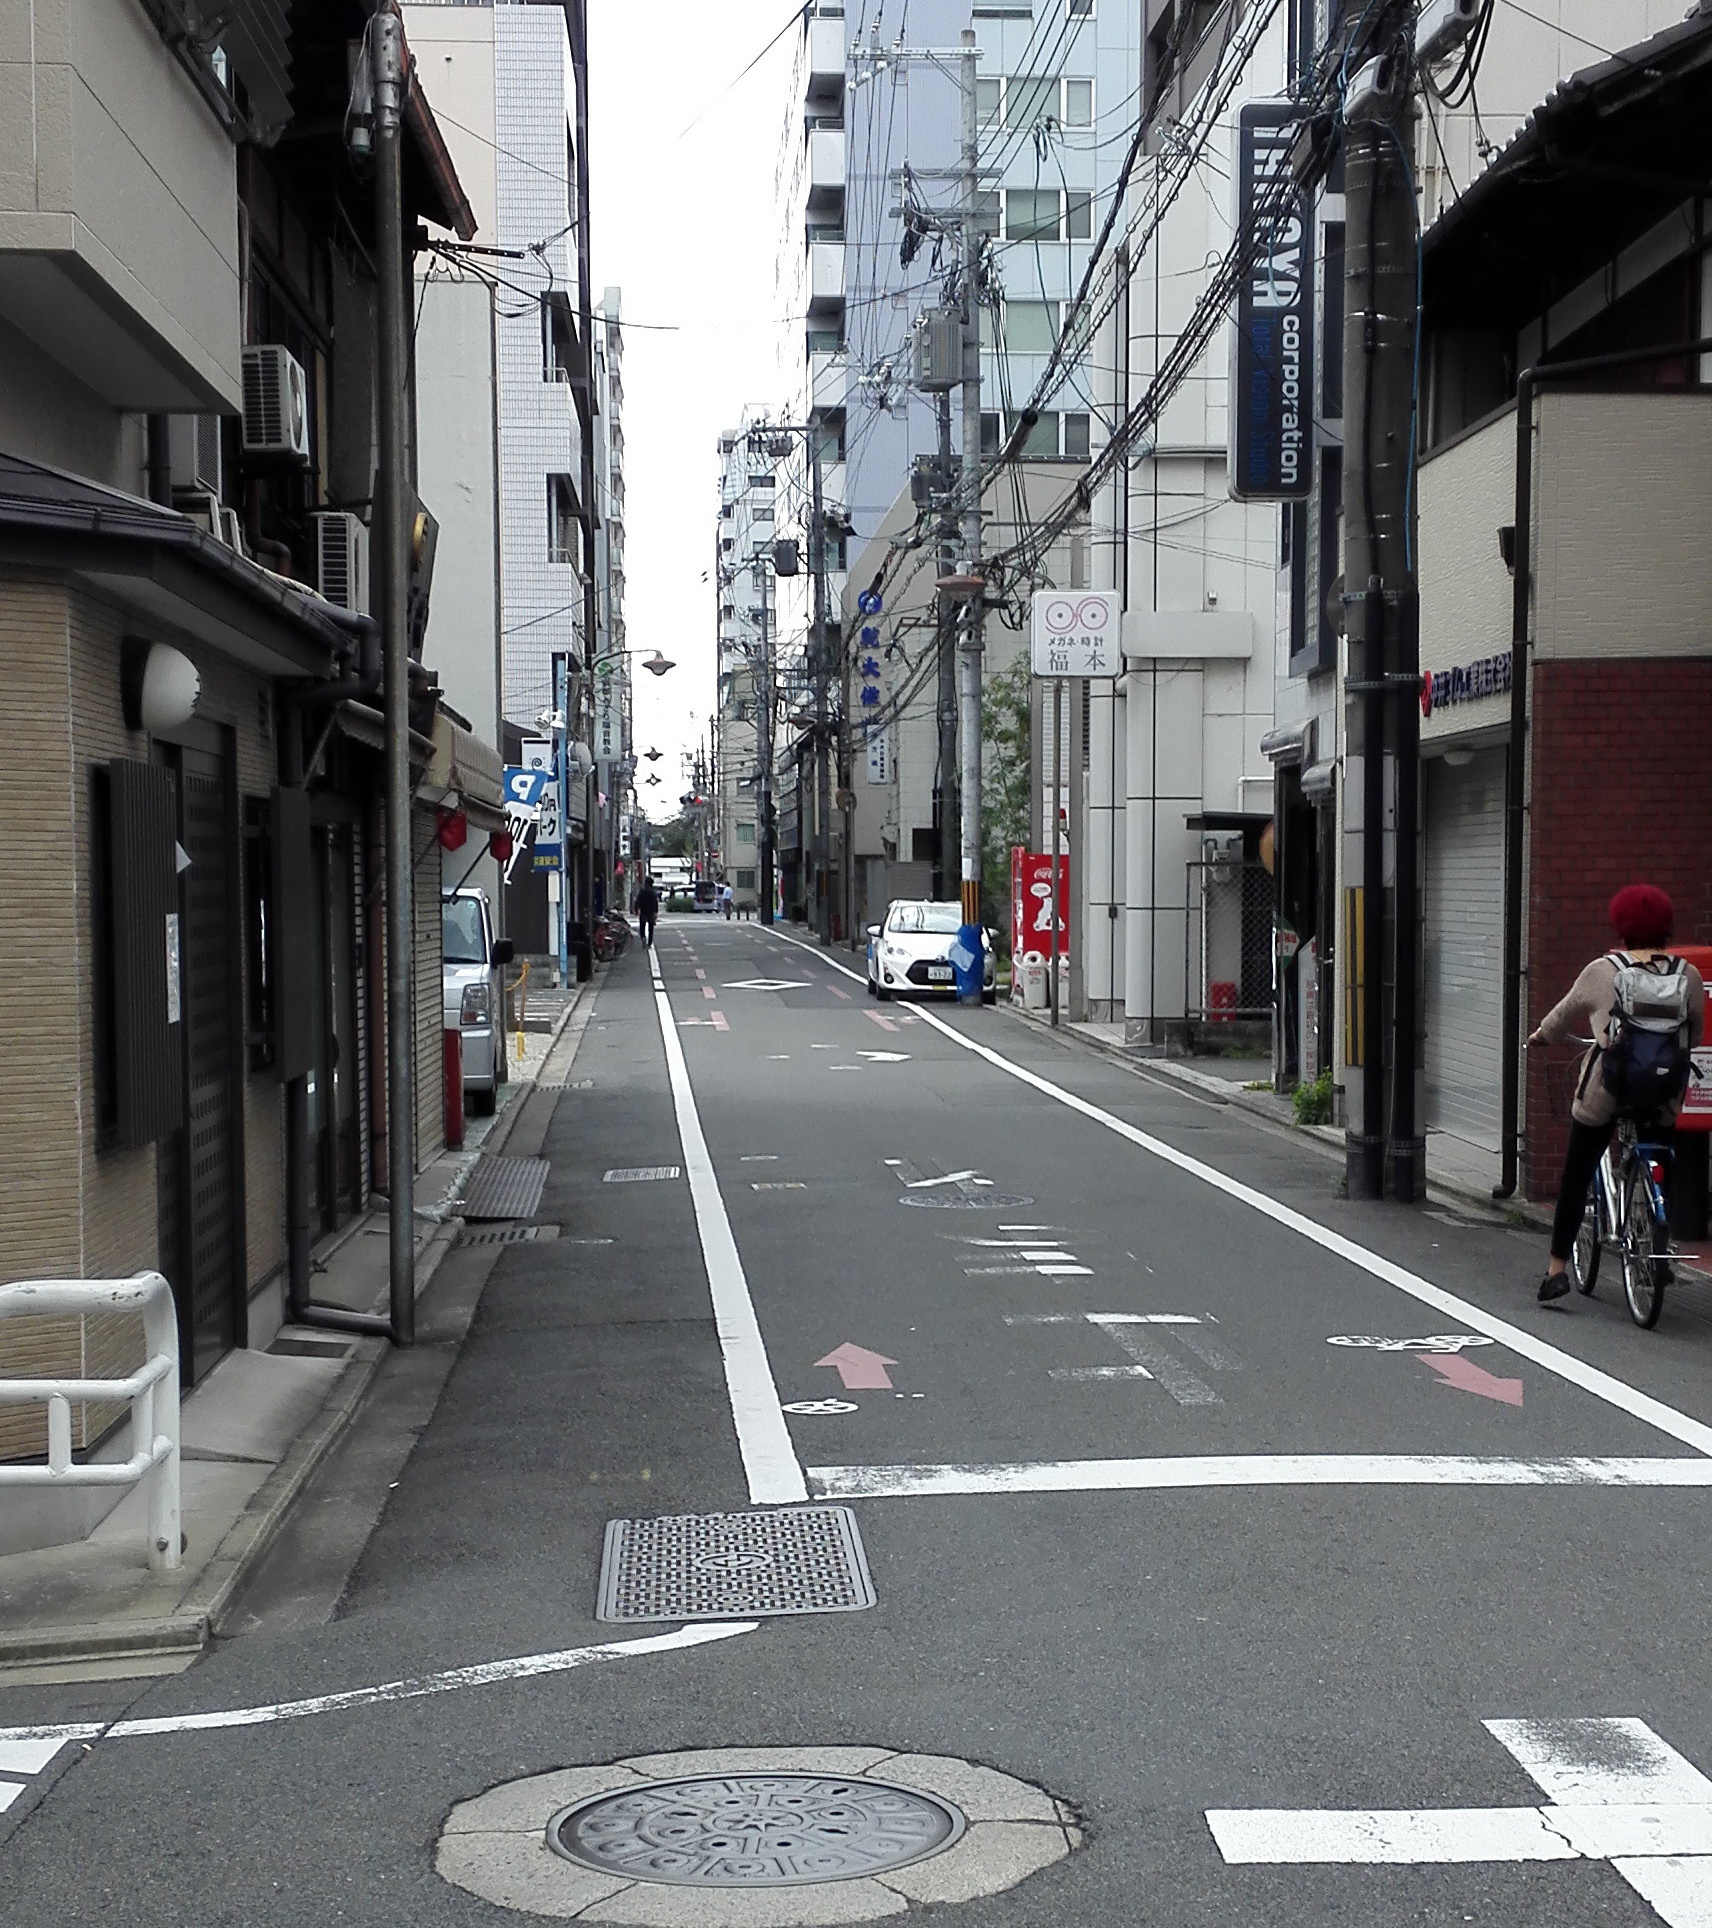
[1417,406,1517,745]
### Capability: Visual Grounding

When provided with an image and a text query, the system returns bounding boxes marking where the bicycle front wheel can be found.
[1621,1167,1669,1329]
[1570,1187,1601,1296]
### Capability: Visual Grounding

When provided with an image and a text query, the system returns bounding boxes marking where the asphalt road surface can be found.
[7,914,1712,1926]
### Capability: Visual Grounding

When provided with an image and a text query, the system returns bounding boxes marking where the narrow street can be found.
[6,917,1712,1925]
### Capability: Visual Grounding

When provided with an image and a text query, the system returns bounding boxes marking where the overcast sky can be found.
[588,3,800,817]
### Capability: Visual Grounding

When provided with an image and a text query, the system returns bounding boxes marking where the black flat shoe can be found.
[1538,1271,1572,1302]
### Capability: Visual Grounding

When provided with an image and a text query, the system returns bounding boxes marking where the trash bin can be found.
[1020,955,1049,1010]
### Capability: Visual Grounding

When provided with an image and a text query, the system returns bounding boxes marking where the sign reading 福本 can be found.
[1030,591,1118,678]
[1228,100,1314,502]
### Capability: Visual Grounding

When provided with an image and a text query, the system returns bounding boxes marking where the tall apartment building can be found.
[592,289,633,908]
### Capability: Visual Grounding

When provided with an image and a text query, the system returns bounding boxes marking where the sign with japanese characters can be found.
[522,736,560,871]
[593,664,622,765]
[1030,592,1118,678]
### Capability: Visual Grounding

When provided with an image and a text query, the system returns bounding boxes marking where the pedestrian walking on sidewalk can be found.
[720,882,734,920]
[636,874,659,950]
[1529,883,1704,1301]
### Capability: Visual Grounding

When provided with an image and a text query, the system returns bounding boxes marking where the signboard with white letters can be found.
[522,736,560,871]
[593,667,622,766]
[1030,591,1118,678]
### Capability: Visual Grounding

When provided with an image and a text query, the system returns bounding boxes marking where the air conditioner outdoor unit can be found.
[168,413,223,497]
[242,344,311,462]
[314,511,370,615]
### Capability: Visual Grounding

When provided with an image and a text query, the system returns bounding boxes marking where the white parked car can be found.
[866,899,997,1004]
[442,888,513,1115]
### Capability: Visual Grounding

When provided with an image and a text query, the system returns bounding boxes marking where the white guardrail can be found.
[0,1273,181,1573]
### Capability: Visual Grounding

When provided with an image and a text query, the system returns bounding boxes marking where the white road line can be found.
[1007,1313,1205,1325]
[807,1455,1712,1500]
[1050,1365,1156,1381]
[762,926,1712,1462]
[1208,1805,1576,1864]
[654,983,807,1505]
[0,1626,760,1757]
[1487,1719,1712,1806]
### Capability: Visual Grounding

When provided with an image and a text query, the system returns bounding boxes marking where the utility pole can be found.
[755,554,776,926]
[373,9,413,1346]
[1340,17,1422,1201]
[810,431,833,945]
[933,390,959,901]
[954,25,986,966]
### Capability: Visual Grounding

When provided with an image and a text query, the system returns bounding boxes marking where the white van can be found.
[442,888,513,1114]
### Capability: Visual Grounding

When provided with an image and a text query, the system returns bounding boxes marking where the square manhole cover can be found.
[597,1507,875,1622]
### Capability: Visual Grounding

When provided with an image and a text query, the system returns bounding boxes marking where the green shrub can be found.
[1293,1069,1333,1127]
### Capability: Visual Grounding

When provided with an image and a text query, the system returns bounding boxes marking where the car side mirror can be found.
[490,939,515,967]
[866,925,880,939]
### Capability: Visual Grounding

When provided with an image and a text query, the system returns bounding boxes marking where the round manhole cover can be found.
[898,1192,1034,1210]
[547,1774,966,1888]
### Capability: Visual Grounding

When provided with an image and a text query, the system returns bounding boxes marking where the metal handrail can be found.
[0,1273,182,1573]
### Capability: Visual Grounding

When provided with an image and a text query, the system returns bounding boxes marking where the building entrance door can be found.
[155,739,245,1385]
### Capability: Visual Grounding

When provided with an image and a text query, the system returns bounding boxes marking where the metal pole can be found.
[758,557,775,925]
[1068,675,1086,1021]
[1050,677,1063,1027]
[811,434,832,944]
[956,27,985,957]
[374,10,413,1346]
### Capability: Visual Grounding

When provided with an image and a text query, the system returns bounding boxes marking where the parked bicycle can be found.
[592,910,632,964]
[1559,1037,1684,1327]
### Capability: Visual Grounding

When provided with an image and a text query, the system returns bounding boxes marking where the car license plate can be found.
[928,964,953,982]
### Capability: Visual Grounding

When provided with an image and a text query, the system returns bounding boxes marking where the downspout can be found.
[1492,333,1712,1199]
[145,417,174,507]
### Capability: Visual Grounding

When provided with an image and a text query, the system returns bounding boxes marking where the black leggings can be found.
[1550,1118,1676,1259]
[638,914,656,948]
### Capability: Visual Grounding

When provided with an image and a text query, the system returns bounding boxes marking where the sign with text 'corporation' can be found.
[1229,100,1314,503]
[1030,591,1118,678]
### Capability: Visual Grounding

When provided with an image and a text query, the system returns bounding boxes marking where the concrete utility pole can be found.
[933,391,959,901]
[754,555,776,925]
[373,8,414,1346]
[1340,17,1422,1201]
[810,431,833,944]
[954,25,986,957]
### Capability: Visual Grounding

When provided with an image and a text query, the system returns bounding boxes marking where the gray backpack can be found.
[1601,952,1692,1114]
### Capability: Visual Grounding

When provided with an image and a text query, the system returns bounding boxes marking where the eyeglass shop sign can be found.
[1228,101,1314,503]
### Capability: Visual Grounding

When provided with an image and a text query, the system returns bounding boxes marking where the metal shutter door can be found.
[413,814,444,1170]
[1423,748,1506,1150]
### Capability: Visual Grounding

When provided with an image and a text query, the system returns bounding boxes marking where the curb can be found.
[1001,999,1550,1229]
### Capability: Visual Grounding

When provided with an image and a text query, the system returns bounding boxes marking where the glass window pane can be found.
[1066,191,1092,240]
[976,76,1002,125]
[1002,300,1058,353]
[1063,411,1091,458]
[1006,189,1060,240]
[980,411,1001,456]
[974,190,1002,238]
[1064,79,1093,127]
[1016,411,1059,457]
[1005,75,1057,130]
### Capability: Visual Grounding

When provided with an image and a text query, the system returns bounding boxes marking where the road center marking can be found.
[653,981,806,1505]
[762,927,1712,1462]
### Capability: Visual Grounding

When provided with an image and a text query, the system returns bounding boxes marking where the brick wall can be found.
[1524,656,1712,1198]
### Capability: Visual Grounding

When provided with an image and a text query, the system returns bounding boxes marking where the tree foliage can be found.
[981,654,1031,930]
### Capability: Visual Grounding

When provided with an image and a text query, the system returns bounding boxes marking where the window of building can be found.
[812,409,846,465]
[736,867,757,890]
[1066,191,1092,240]
[823,530,848,570]
[1005,75,1058,130]
[806,326,844,353]
[1064,78,1093,126]
[976,75,1002,125]
[547,474,580,565]
[1003,299,1060,353]
[1069,0,1093,14]
[974,190,1002,238]
[981,411,1001,456]
[754,506,774,523]
[1063,411,1091,458]
[910,827,936,862]
[1006,189,1061,241]
[750,473,775,489]
[737,822,757,845]
[1017,410,1060,457]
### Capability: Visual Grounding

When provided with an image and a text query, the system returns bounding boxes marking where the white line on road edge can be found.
[654,983,808,1505]
[808,1455,1712,1499]
[0,1624,757,1751]
[762,928,1712,1463]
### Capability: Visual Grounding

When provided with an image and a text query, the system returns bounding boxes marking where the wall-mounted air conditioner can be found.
[314,511,370,615]
[168,413,224,497]
[242,344,311,462]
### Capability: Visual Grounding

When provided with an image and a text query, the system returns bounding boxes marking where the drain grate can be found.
[454,1223,562,1248]
[597,1507,874,1622]
[603,1166,681,1184]
[456,1155,550,1222]
[548,1774,961,1888]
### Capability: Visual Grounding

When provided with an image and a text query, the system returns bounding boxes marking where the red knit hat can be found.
[1610,884,1674,948]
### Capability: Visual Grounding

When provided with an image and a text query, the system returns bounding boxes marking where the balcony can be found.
[807,127,846,207]
[809,242,845,308]
[809,350,847,411]
[807,16,845,93]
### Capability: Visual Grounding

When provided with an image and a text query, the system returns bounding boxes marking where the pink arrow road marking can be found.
[814,1343,898,1390]
[865,1009,899,1031]
[1420,1351,1523,1406]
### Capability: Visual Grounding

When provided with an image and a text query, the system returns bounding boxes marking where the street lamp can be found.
[643,651,674,677]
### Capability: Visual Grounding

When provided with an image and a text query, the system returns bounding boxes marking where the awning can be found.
[1260,720,1314,766]
[424,711,506,832]
[1301,758,1338,801]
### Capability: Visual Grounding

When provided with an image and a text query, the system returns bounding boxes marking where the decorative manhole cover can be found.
[547,1774,964,1887]
[597,1507,875,1621]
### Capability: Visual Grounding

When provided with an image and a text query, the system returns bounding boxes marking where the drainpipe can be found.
[1491,333,1712,1200]
[145,416,174,507]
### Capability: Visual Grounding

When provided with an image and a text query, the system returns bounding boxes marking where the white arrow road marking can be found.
[905,1170,983,1188]
[856,1050,911,1062]
[721,978,810,991]
[0,1624,758,1762]
[1208,1717,1712,1926]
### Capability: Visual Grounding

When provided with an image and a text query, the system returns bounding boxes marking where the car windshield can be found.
[888,903,961,935]
[442,897,487,964]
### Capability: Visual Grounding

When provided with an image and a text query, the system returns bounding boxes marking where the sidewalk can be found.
[0,982,592,1679]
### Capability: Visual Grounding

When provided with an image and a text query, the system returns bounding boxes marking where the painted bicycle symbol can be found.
[1326,1334,1494,1353]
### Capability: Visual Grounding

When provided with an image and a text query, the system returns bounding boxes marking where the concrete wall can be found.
[1418,405,1516,743]
[0,0,241,411]
[402,5,498,240]
[1534,392,1712,662]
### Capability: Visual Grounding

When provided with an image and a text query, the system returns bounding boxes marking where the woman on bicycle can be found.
[1528,884,1704,1301]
